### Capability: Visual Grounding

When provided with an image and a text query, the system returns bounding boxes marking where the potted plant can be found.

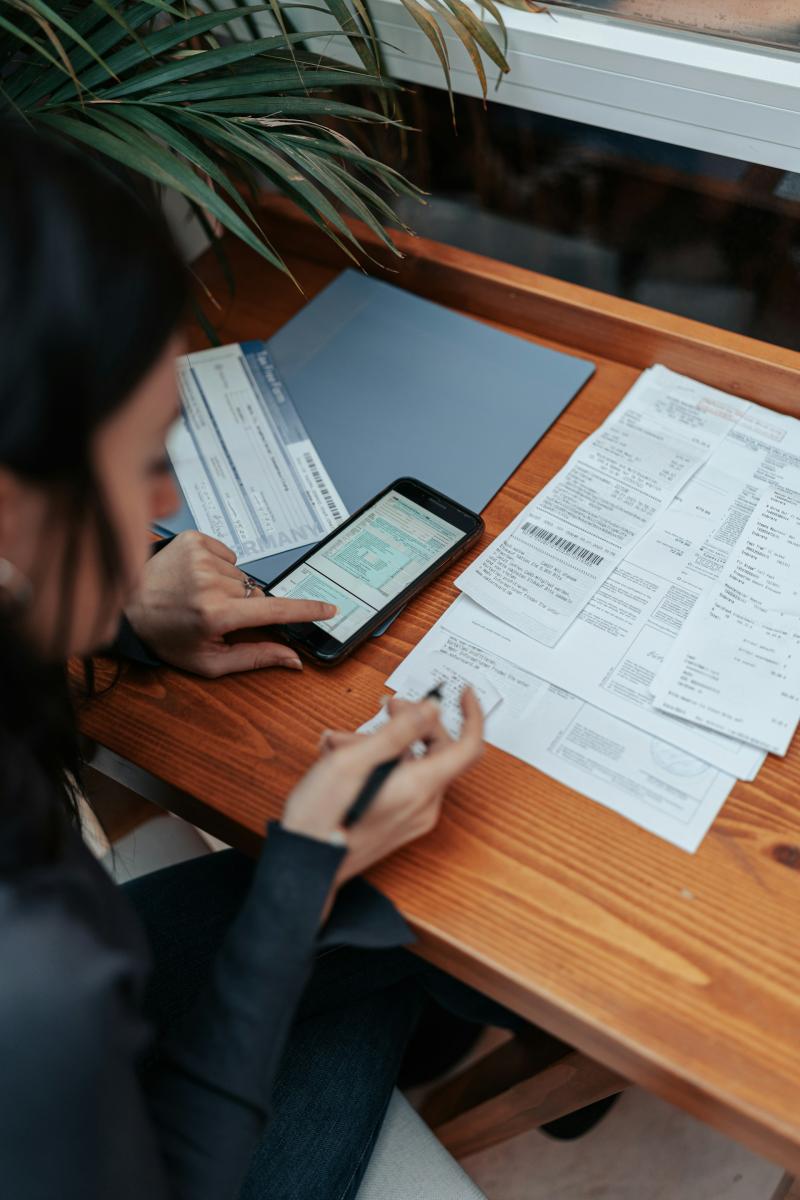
[0,0,512,279]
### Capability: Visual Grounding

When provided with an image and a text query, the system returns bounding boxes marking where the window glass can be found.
[545,2,800,51]
[381,88,800,349]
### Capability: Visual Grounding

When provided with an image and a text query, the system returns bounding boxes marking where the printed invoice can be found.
[456,367,749,647]
[169,343,347,564]
[441,456,770,779]
[384,618,735,852]
[373,369,800,848]
[652,487,800,755]
[450,371,800,779]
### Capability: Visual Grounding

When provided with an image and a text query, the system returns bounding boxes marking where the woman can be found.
[0,124,498,1199]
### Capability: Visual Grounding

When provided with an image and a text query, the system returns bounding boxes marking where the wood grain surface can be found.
[78,199,800,1173]
[430,1050,629,1159]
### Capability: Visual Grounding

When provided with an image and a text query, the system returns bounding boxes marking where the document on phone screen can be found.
[169,343,347,564]
[456,367,748,647]
[652,487,800,755]
[384,615,735,852]
[270,489,465,643]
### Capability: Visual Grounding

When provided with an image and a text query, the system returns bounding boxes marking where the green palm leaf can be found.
[5,0,117,80]
[98,33,321,98]
[39,108,291,273]
[146,65,398,104]
[0,0,508,297]
[46,7,288,103]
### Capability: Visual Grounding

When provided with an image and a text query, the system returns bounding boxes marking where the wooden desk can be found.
[81,196,800,1175]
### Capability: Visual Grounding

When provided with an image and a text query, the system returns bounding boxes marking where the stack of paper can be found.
[373,366,800,852]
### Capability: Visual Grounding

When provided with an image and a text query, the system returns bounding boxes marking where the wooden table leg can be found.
[421,1033,629,1161]
[421,1026,570,1128]
[771,1175,800,1200]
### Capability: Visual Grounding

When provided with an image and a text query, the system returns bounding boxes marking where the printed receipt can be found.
[441,452,777,780]
[358,655,503,744]
[456,367,748,646]
[384,617,735,853]
[652,488,800,755]
[169,343,347,564]
[444,382,800,778]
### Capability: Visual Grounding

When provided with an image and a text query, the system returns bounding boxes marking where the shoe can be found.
[398,1000,484,1089]
[540,1094,620,1140]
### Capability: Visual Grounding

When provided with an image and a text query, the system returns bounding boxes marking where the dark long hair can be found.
[0,123,188,869]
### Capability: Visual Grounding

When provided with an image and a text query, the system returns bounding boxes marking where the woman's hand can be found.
[124,531,336,677]
[282,689,484,888]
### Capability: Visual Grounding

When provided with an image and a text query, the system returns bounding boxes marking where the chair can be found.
[356,1090,487,1200]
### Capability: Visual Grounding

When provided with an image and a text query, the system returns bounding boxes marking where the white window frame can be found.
[355,5,800,172]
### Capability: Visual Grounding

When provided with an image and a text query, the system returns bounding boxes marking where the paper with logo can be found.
[169,343,347,564]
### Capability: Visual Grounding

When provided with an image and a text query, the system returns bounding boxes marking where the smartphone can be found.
[268,477,484,665]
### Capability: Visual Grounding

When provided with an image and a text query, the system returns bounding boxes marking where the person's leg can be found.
[123,853,516,1192]
[124,853,431,1199]
[123,846,523,1030]
[123,849,602,1199]
[240,974,424,1200]
[240,940,535,1199]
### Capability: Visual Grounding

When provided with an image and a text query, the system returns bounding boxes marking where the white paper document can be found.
[385,617,735,852]
[456,367,749,647]
[358,655,503,744]
[169,343,347,564]
[447,371,800,780]
[652,488,800,755]
[441,592,765,781]
[443,456,773,779]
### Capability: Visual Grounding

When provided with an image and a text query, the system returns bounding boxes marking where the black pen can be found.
[343,684,444,828]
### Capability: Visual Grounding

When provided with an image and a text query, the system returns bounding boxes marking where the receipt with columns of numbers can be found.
[652,487,800,756]
[168,343,347,564]
[444,392,800,780]
[440,465,769,781]
[456,367,749,647]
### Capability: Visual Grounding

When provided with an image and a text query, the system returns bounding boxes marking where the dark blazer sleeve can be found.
[0,821,412,1200]
[0,893,171,1200]
[144,824,412,1199]
[144,823,347,1199]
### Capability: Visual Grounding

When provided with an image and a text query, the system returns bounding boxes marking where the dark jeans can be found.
[124,849,521,1200]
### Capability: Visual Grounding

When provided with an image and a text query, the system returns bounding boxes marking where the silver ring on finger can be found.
[243,575,261,600]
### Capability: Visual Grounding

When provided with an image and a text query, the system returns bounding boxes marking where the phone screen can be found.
[270,488,465,642]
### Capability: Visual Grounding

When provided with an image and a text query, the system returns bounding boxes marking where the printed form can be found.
[382,615,735,853]
[450,374,800,780]
[442,451,777,779]
[169,343,346,564]
[652,487,800,755]
[456,367,749,646]
[376,370,800,849]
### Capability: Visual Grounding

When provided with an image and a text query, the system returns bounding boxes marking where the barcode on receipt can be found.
[520,521,604,567]
[304,451,343,523]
